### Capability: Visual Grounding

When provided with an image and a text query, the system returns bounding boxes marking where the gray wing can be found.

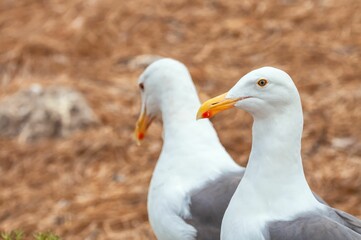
[334,209,361,234]
[268,209,361,240]
[185,170,244,240]
[184,171,327,240]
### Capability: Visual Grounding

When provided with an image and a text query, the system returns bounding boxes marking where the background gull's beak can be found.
[134,105,153,145]
[197,92,240,119]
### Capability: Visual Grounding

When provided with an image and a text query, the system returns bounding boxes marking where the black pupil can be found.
[259,80,266,86]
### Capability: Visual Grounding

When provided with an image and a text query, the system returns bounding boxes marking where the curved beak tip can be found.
[196,92,238,119]
[138,133,145,140]
[134,104,151,146]
[196,110,211,120]
[133,132,143,146]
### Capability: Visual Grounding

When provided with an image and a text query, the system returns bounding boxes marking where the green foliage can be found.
[0,231,60,240]
[1,230,24,240]
[33,232,60,240]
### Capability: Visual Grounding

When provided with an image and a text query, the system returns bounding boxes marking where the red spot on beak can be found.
[202,111,211,118]
[138,133,145,140]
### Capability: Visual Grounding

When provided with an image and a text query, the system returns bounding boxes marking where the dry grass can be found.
[0,0,360,239]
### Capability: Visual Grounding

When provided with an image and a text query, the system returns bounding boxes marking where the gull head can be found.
[134,58,193,144]
[197,67,300,119]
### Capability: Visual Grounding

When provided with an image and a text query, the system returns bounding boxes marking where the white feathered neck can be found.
[221,92,324,239]
[155,74,241,184]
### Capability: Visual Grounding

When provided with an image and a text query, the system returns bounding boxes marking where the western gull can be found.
[134,58,245,240]
[197,66,361,240]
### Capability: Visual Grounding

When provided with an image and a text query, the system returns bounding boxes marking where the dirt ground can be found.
[0,0,360,239]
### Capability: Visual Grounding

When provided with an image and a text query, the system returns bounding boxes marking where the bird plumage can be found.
[135,58,244,240]
[197,66,361,240]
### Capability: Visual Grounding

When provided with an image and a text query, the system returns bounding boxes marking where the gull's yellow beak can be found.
[134,105,153,145]
[197,92,240,119]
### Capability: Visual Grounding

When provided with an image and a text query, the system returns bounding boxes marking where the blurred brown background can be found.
[0,0,360,239]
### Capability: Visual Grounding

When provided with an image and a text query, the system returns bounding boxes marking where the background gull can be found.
[134,58,244,240]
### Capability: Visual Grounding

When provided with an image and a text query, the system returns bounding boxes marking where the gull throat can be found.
[234,101,321,219]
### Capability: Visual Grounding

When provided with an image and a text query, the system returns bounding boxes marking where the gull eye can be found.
[139,83,144,91]
[257,79,268,87]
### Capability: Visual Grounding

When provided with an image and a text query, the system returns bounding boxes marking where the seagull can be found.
[134,58,244,240]
[197,66,361,240]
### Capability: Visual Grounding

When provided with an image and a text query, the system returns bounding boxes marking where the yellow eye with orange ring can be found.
[257,79,268,87]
